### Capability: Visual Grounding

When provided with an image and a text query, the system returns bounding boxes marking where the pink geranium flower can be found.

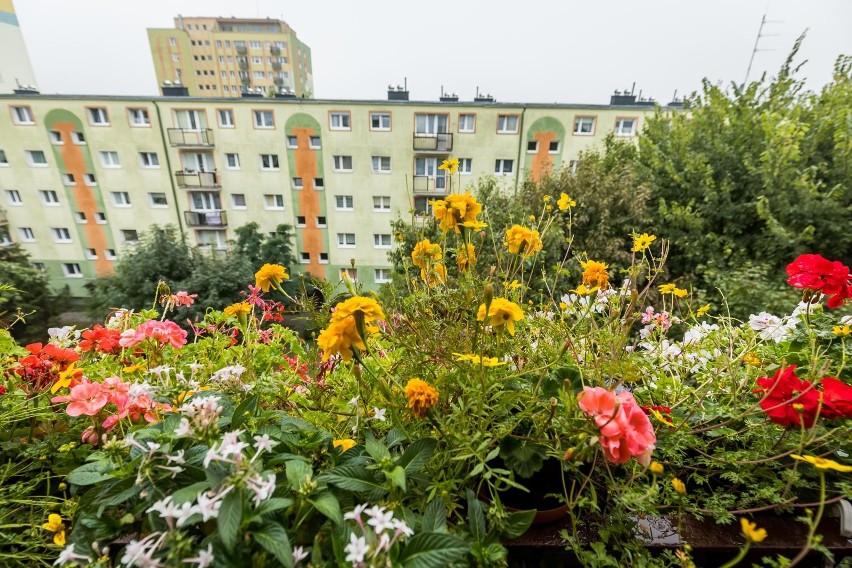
[53,381,109,417]
[119,320,188,349]
[578,386,656,466]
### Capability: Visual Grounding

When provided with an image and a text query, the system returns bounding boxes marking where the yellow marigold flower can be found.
[405,378,439,418]
[673,287,688,298]
[333,439,357,452]
[834,325,851,336]
[632,232,657,253]
[420,263,447,287]
[432,192,482,233]
[224,302,252,318]
[671,477,687,495]
[456,243,476,272]
[42,514,66,546]
[504,225,543,259]
[438,157,459,174]
[255,263,289,292]
[477,297,524,335]
[557,192,576,210]
[696,304,711,317]
[411,239,443,269]
[791,454,852,472]
[317,317,375,362]
[331,296,386,323]
[740,518,767,543]
[742,353,761,366]
[580,260,609,290]
[659,283,676,294]
[461,220,488,231]
[650,461,664,475]
[545,205,553,212]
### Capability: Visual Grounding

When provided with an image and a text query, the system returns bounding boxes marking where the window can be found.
[26,150,47,167]
[19,227,35,242]
[148,192,168,208]
[497,115,519,133]
[495,159,514,175]
[296,216,306,227]
[250,40,262,49]
[95,212,107,224]
[573,116,596,135]
[128,108,150,126]
[329,112,351,130]
[39,190,60,205]
[74,211,86,223]
[309,136,321,149]
[231,194,247,209]
[253,110,275,128]
[373,196,391,211]
[316,216,327,227]
[62,263,83,278]
[99,151,121,168]
[52,227,72,243]
[71,131,86,145]
[459,158,472,174]
[139,152,160,168]
[458,114,475,133]
[371,156,391,173]
[373,234,392,248]
[87,107,110,125]
[86,248,98,260]
[225,153,240,169]
[414,114,448,135]
[62,173,76,186]
[104,249,117,260]
[370,112,391,131]
[337,233,356,248]
[0,150,7,165]
[292,177,303,190]
[49,130,64,144]
[217,109,234,128]
[549,140,561,154]
[121,229,139,243]
[263,194,284,209]
[568,160,580,174]
[375,269,392,284]
[286,135,298,148]
[319,252,329,264]
[169,37,177,47]
[333,155,353,172]
[335,195,354,210]
[340,268,357,282]
[251,56,263,65]
[11,106,34,124]
[84,173,97,186]
[33,262,45,271]
[314,178,324,190]
[300,252,310,264]
[260,154,279,170]
[111,191,131,207]
[5,190,22,205]
[615,118,637,136]
[527,141,539,153]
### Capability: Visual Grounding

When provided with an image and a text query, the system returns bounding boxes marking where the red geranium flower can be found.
[13,343,79,392]
[79,325,122,354]
[821,377,852,420]
[786,254,852,309]
[755,365,821,428]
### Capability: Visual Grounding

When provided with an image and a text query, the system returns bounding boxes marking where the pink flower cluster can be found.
[578,386,657,466]
[120,320,188,349]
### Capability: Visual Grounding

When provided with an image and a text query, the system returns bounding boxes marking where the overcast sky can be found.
[13,0,852,104]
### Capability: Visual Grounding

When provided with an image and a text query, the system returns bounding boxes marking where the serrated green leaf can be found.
[253,522,294,568]
[218,488,243,552]
[398,532,469,568]
[365,434,390,462]
[253,497,294,518]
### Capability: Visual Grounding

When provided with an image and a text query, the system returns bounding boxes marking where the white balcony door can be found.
[190,192,221,211]
[181,152,214,172]
[415,157,446,189]
[415,114,448,135]
[175,109,206,130]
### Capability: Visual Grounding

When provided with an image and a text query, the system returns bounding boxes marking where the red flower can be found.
[755,366,821,428]
[79,325,122,354]
[821,377,852,420]
[13,343,79,392]
[786,254,852,309]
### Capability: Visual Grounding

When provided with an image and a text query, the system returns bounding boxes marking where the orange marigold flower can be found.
[456,243,476,272]
[411,239,443,269]
[405,378,439,418]
[317,317,376,362]
[477,297,524,335]
[420,263,447,287]
[504,225,543,259]
[580,260,609,290]
[255,263,289,292]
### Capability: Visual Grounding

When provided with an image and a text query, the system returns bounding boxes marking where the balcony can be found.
[413,132,453,152]
[237,57,249,70]
[235,45,247,54]
[167,128,214,147]
[270,45,281,55]
[175,170,220,189]
[412,175,448,195]
[184,210,227,227]
[271,61,282,71]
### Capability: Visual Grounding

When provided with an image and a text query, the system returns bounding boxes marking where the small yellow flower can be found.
[255,263,289,292]
[650,409,675,428]
[333,439,356,452]
[122,363,146,374]
[543,195,551,203]
[631,233,657,253]
[477,298,525,336]
[791,454,852,472]
[42,514,66,546]
[405,378,439,418]
[671,477,687,495]
[224,302,252,318]
[559,301,568,311]
[507,279,522,290]
[742,353,761,366]
[571,284,598,296]
[528,215,536,222]
[461,220,488,231]
[696,304,711,317]
[456,243,476,272]
[658,283,676,294]
[51,362,80,394]
[504,225,543,259]
[452,353,506,367]
[650,461,664,475]
[834,325,851,336]
[438,157,459,174]
[557,192,576,210]
[545,205,552,212]
[411,239,443,269]
[740,518,767,543]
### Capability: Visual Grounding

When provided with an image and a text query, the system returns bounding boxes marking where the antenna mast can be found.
[743,14,782,88]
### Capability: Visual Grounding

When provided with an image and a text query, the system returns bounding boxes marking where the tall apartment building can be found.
[0,0,38,94]
[0,88,673,297]
[148,16,313,98]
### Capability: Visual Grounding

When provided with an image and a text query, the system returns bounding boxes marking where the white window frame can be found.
[104,249,117,260]
[372,196,391,212]
[309,136,321,149]
[495,159,514,175]
[459,158,472,175]
[231,194,247,209]
[62,263,83,278]
[374,268,392,284]
[253,110,275,129]
[497,114,519,134]
[84,173,97,186]
[548,140,561,154]
[26,150,48,167]
[0,150,8,166]
[299,252,310,264]
[260,154,280,170]
[39,190,60,206]
[111,191,131,207]
[139,152,160,168]
[128,108,150,127]
[5,189,22,205]
[286,136,298,148]
[526,141,539,154]
[329,112,351,131]
[99,151,121,168]
[332,155,353,172]
[615,118,637,137]
[337,233,356,248]
[62,173,76,186]
[263,194,285,210]
[85,248,98,260]
[335,195,354,211]
[292,177,303,190]
[574,116,596,135]
[373,234,392,249]
[225,153,240,169]
[318,252,329,264]
[19,227,36,242]
[52,227,72,243]
[74,211,87,223]
[217,109,235,128]
[458,114,476,133]
[95,212,107,224]
[148,192,168,208]
[316,216,327,228]
[71,131,86,145]
[11,106,34,125]
[370,112,391,131]
[87,107,110,126]
[314,177,325,190]
[371,156,391,173]
[49,130,64,145]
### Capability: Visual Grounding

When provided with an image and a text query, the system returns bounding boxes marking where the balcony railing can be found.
[184,210,227,227]
[271,61,282,71]
[270,45,281,55]
[175,170,220,189]
[413,132,453,152]
[412,175,448,195]
[167,128,214,147]
[235,45,247,54]
[238,58,249,70]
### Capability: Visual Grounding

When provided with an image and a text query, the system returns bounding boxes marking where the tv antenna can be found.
[743,13,783,88]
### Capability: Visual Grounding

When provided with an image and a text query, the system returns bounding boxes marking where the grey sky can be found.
[13,0,852,104]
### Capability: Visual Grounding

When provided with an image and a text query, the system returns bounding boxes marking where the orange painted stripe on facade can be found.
[530,131,557,183]
[55,123,112,276]
[292,126,324,278]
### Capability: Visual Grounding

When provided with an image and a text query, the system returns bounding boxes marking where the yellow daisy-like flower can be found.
[333,439,357,452]
[461,220,488,231]
[834,325,851,336]
[740,518,767,543]
[438,157,459,174]
[742,353,761,366]
[411,239,443,269]
[224,302,252,318]
[507,279,522,290]
[122,363,146,374]
[557,192,576,211]
[649,461,664,475]
[452,353,507,367]
[791,454,852,472]
[571,284,598,296]
[504,225,543,259]
[671,478,687,495]
[696,304,711,317]
[42,514,66,546]
[632,233,657,253]
[559,301,569,311]
[255,263,289,292]
[476,297,524,336]
[331,296,386,324]
[420,263,447,287]
[431,192,482,233]
[51,362,81,394]
[658,283,676,294]
[405,378,439,418]
[580,260,609,290]
[543,195,551,203]
[456,243,476,272]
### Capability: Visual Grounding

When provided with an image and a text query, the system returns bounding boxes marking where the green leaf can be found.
[253,522,294,568]
[385,428,408,449]
[398,532,469,568]
[218,488,243,552]
[502,509,536,539]
[365,434,390,462]
[309,491,342,525]
[317,464,388,498]
[498,437,548,478]
[253,497,294,517]
[385,465,407,492]
[285,460,313,491]
[230,394,259,429]
[466,490,486,545]
[171,481,210,504]
[420,498,447,533]
[67,461,114,486]
[398,438,436,475]
[96,478,141,506]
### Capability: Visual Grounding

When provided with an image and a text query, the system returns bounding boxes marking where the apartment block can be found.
[0,89,673,296]
[148,16,313,98]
